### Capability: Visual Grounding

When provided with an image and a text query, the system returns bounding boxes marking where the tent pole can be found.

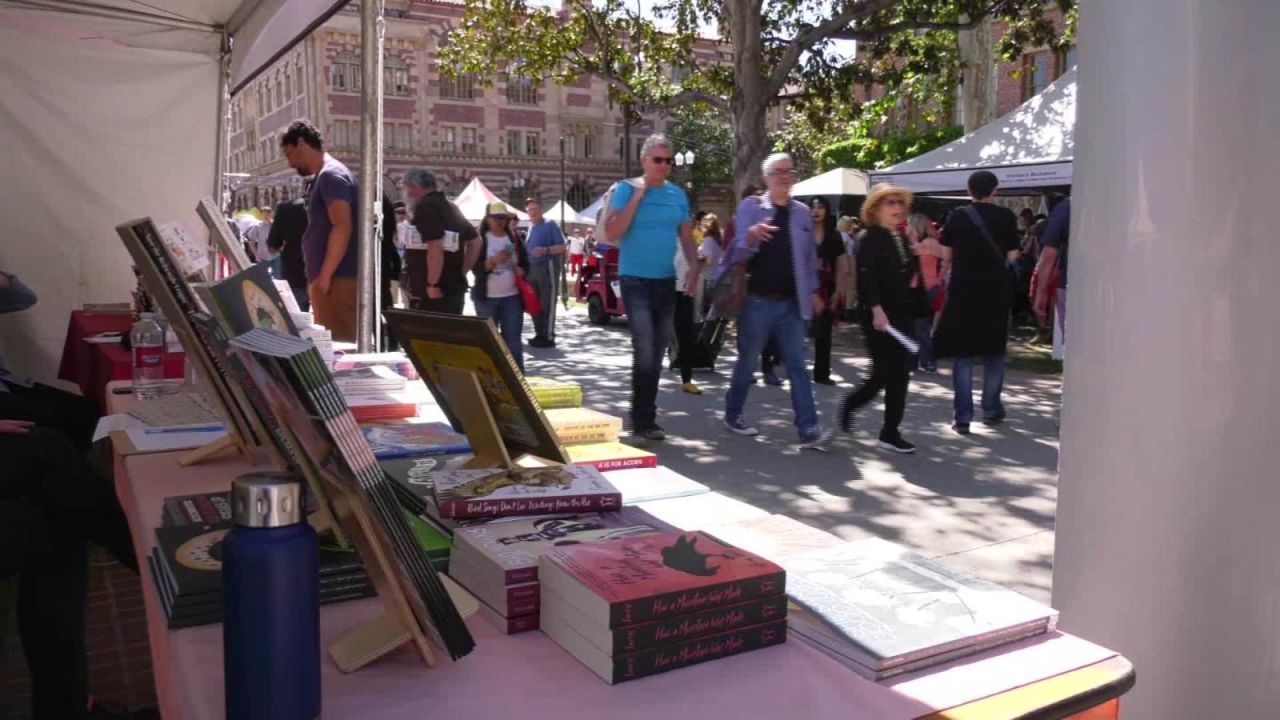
[6,0,219,33]
[211,32,231,280]
[357,0,385,352]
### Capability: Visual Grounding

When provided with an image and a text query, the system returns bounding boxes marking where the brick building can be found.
[228,0,732,214]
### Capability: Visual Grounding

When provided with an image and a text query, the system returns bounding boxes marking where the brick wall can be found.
[0,550,155,719]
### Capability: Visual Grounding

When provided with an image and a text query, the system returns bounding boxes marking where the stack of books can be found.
[544,408,623,445]
[333,365,407,395]
[448,508,672,634]
[780,538,1059,681]
[524,376,583,409]
[428,464,623,520]
[362,422,471,460]
[343,385,432,422]
[148,522,374,629]
[332,351,420,380]
[539,530,789,684]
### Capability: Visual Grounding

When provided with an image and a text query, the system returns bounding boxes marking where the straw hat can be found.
[861,183,913,226]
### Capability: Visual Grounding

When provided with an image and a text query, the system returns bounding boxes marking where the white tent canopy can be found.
[0,0,344,383]
[546,200,594,226]
[871,69,1076,194]
[792,168,871,197]
[580,193,609,225]
[452,178,528,222]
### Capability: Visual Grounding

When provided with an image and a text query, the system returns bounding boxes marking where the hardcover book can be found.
[565,442,657,472]
[162,491,233,527]
[601,467,710,506]
[540,607,787,685]
[430,464,623,519]
[544,407,623,445]
[543,588,788,656]
[193,262,298,338]
[539,531,786,629]
[450,508,673,586]
[780,538,1057,672]
[363,422,472,460]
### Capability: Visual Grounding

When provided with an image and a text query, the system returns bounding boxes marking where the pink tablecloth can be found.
[58,311,184,406]
[113,444,1119,720]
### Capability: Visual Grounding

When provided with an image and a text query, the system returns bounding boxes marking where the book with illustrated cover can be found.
[540,606,786,685]
[540,531,786,629]
[565,442,657,472]
[332,351,420,380]
[430,464,623,519]
[524,376,583,409]
[380,453,474,517]
[779,538,1057,674]
[334,366,407,394]
[450,508,673,586]
[543,588,788,657]
[162,491,233,527]
[544,408,623,445]
[703,514,844,563]
[602,467,710,506]
[384,310,569,465]
[193,262,299,338]
[363,422,471,459]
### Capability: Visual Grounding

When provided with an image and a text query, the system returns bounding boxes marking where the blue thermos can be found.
[223,472,321,719]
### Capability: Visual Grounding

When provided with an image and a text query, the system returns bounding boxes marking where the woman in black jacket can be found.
[472,202,531,371]
[839,184,924,453]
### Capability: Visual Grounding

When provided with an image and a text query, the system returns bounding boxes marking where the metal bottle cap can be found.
[231,472,305,528]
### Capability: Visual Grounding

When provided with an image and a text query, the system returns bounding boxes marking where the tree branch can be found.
[837,15,988,41]
[765,0,899,97]
[668,89,730,112]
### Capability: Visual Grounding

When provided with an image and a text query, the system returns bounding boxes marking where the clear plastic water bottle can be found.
[130,312,165,400]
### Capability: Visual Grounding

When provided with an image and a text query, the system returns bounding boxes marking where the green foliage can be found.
[816,125,965,171]
[664,106,734,193]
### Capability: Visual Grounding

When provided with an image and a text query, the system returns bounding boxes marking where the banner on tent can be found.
[872,162,1072,194]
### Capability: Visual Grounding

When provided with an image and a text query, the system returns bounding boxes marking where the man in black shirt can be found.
[933,170,1022,433]
[268,196,309,311]
[401,168,480,314]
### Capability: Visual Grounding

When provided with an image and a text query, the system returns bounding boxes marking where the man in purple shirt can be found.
[280,120,360,341]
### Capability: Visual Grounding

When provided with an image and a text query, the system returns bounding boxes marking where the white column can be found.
[1052,2,1280,718]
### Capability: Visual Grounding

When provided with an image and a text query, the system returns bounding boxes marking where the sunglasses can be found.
[769,168,796,177]
[649,156,674,165]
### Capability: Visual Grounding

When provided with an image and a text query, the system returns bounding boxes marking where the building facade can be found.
[228,0,729,214]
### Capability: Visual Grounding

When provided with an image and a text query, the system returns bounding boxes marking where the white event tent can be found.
[546,200,593,227]
[871,69,1076,194]
[791,168,871,197]
[452,178,528,223]
[0,0,350,380]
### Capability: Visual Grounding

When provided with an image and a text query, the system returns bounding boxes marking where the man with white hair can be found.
[604,134,701,441]
[401,168,480,314]
[717,152,830,449]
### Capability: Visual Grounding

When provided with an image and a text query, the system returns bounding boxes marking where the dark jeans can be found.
[290,285,310,312]
[412,292,466,315]
[0,382,99,451]
[726,297,819,436]
[474,294,525,373]
[953,355,1007,424]
[0,427,138,720]
[760,338,780,377]
[843,322,913,438]
[812,308,835,381]
[914,315,936,370]
[620,276,676,431]
[672,292,697,384]
[529,262,557,340]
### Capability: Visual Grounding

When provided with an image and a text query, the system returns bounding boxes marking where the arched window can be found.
[567,183,591,210]
[384,55,410,97]
[331,51,360,92]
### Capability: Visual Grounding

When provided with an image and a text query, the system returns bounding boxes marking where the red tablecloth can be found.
[58,311,185,407]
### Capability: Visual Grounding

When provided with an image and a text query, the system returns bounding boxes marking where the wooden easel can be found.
[325,365,545,672]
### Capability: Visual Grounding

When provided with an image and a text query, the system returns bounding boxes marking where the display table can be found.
[58,310,185,407]
[107,383,1133,719]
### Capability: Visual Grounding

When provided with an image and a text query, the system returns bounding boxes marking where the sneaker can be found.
[763,370,783,386]
[681,382,703,395]
[878,434,917,453]
[952,422,971,435]
[527,336,554,348]
[982,412,1006,426]
[641,425,667,441]
[799,427,833,450]
[723,417,759,436]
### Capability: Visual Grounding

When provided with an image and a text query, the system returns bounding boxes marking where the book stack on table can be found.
[539,530,789,684]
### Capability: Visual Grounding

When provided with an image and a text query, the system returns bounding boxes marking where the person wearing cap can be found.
[401,168,479,314]
[718,152,831,450]
[838,183,925,453]
[472,202,531,371]
[523,197,566,348]
[932,170,1022,434]
[245,206,279,278]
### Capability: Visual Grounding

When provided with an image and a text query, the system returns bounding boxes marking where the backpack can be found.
[596,178,642,244]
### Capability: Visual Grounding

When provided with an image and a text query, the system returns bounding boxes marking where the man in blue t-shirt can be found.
[280,120,360,342]
[605,134,701,441]
[523,197,566,348]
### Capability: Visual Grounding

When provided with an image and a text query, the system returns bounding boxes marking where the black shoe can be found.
[838,394,857,434]
[528,336,554,348]
[813,376,836,386]
[952,422,971,435]
[982,413,1006,426]
[640,424,666,441]
[877,434,916,453]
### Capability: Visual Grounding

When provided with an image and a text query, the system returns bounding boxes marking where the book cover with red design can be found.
[539,531,785,629]
[566,442,656,472]
[430,464,622,519]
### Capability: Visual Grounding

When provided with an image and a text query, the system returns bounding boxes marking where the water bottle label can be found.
[134,346,164,368]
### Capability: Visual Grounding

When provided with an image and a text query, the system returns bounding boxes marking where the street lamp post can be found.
[674,149,696,204]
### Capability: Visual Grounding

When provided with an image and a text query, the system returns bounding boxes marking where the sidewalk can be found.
[524,306,1063,603]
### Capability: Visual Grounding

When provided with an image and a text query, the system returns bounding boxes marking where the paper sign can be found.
[158,221,210,277]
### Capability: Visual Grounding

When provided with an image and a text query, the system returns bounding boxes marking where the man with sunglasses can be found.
[605,134,701,441]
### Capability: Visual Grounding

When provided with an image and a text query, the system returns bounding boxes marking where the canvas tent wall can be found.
[0,0,344,386]
[871,69,1075,194]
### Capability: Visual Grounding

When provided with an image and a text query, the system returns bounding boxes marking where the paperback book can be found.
[544,407,623,445]
[430,464,623,519]
[362,422,471,460]
[565,442,657,472]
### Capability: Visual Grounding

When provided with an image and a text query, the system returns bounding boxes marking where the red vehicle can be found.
[575,243,627,324]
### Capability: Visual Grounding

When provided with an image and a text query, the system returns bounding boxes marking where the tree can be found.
[664,105,734,200]
[442,0,1074,194]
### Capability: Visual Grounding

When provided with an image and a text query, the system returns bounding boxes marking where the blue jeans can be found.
[914,316,935,370]
[474,294,525,373]
[726,296,819,436]
[267,256,284,280]
[952,355,1006,424]
[620,276,676,430]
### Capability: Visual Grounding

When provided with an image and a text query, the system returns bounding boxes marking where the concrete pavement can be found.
[523,302,1062,604]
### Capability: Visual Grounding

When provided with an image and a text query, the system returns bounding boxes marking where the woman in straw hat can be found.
[839,184,926,453]
[472,201,531,371]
